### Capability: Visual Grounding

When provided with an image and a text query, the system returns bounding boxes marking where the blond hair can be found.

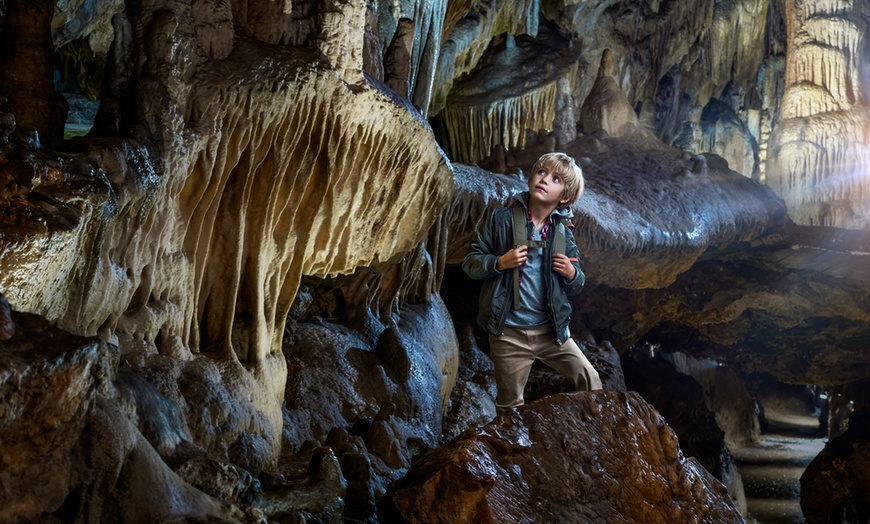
[532,152,584,205]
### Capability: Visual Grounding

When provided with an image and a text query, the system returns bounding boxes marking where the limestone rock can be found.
[384,17,415,98]
[766,0,870,228]
[0,295,13,341]
[580,49,640,137]
[432,0,541,117]
[698,98,760,179]
[381,391,745,523]
[439,25,577,163]
[0,307,255,523]
[623,351,748,514]
[282,295,458,489]
[247,447,346,523]
[444,163,525,266]
[127,350,288,471]
[665,353,762,450]
[174,455,254,502]
[79,397,260,523]
[800,411,870,523]
[608,226,870,386]
[53,0,126,54]
[3,2,454,366]
[0,0,69,146]
[0,311,116,521]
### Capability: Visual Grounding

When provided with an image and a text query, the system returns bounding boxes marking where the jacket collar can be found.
[509,191,574,222]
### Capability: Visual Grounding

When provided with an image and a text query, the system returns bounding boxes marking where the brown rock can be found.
[0,312,116,520]
[384,18,415,98]
[381,391,744,523]
[0,295,13,341]
[800,410,870,523]
[579,49,639,137]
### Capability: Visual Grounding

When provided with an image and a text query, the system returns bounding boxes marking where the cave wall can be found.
[1,0,455,486]
[428,0,870,229]
[2,0,870,521]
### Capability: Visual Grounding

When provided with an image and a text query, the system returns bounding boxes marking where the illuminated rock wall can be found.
[767,0,870,229]
[1,0,454,472]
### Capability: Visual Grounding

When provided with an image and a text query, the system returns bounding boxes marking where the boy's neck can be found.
[527,200,559,228]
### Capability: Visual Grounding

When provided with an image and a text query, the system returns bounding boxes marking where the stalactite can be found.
[442,80,558,164]
[429,0,541,116]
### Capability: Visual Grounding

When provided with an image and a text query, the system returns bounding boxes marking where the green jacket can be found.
[462,192,585,344]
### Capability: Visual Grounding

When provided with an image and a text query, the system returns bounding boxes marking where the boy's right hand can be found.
[496,246,529,271]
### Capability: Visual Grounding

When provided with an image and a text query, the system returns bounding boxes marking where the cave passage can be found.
[734,386,827,524]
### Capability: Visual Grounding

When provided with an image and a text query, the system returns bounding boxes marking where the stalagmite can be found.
[580,49,639,137]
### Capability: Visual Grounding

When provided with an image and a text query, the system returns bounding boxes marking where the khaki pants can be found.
[489,324,602,411]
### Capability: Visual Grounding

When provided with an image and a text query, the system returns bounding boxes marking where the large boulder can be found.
[381,390,744,523]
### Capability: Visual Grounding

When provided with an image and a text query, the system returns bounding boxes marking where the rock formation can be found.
[766,0,870,228]
[381,391,745,523]
[580,49,639,137]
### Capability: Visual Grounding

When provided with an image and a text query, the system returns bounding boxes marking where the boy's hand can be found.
[551,253,577,280]
[496,246,528,271]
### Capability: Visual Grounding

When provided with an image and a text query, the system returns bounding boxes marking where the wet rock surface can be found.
[381,391,745,523]
[0,310,116,521]
[801,410,870,523]
[0,0,869,520]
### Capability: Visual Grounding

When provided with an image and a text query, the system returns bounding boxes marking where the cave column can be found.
[313,0,367,84]
[0,0,67,145]
[766,0,870,227]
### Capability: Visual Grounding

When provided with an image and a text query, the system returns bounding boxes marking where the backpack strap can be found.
[510,208,572,309]
[510,205,526,310]
[553,217,569,256]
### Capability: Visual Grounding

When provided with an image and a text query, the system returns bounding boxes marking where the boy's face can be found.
[529,166,570,209]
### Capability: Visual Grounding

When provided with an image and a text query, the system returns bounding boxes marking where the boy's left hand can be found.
[551,253,576,280]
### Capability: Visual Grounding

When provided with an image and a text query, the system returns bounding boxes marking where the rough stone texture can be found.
[444,163,525,266]
[431,0,541,117]
[0,308,262,523]
[1,0,454,474]
[282,294,458,491]
[0,295,13,341]
[53,0,126,54]
[2,0,870,520]
[766,0,870,228]
[0,310,116,520]
[697,98,760,181]
[431,0,870,231]
[664,353,761,450]
[439,25,577,164]
[0,0,68,146]
[623,350,747,515]
[383,17,415,99]
[800,411,870,524]
[248,447,346,523]
[4,3,454,357]
[381,391,745,523]
[579,49,640,137]
[372,0,449,115]
[598,227,870,387]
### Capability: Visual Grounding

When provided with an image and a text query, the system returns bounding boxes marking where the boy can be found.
[462,152,602,411]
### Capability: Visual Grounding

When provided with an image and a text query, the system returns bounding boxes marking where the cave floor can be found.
[733,410,827,524]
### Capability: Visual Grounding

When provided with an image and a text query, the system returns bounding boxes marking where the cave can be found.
[1,0,869,523]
